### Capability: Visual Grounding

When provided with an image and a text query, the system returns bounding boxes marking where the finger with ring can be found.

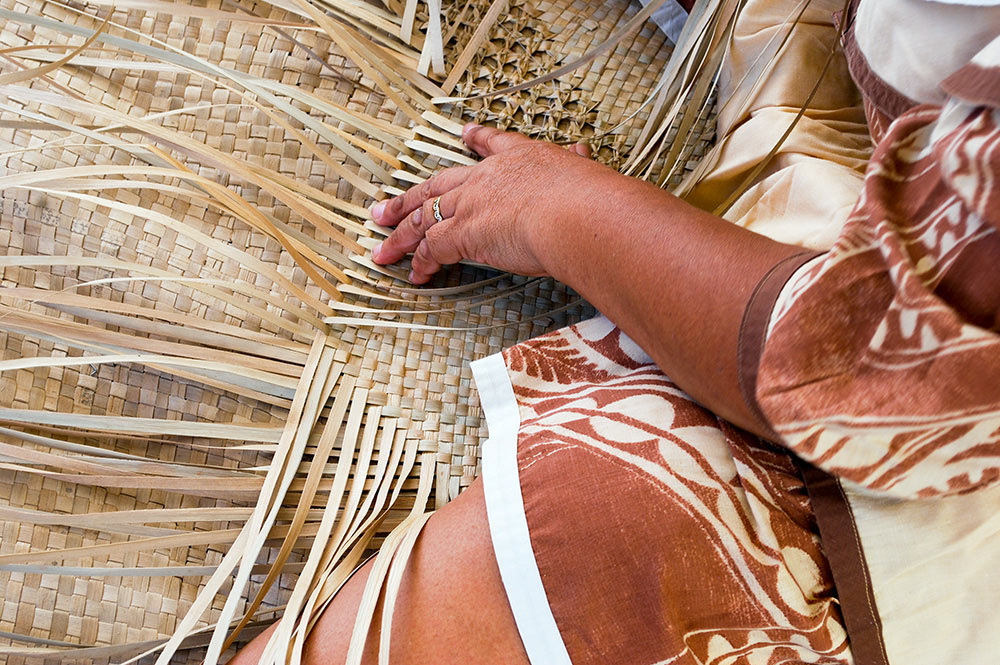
[371,165,471,227]
[374,189,460,265]
[419,189,458,232]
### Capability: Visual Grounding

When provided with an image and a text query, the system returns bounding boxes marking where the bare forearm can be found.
[533,175,804,436]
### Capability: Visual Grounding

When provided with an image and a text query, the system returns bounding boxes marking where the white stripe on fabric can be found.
[471,353,574,665]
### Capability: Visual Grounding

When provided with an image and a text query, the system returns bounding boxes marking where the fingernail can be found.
[412,208,422,225]
[372,241,382,261]
[462,122,480,137]
[370,200,387,222]
[407,270,416,283]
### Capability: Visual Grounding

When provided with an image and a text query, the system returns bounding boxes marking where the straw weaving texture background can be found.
[0,0,713,661]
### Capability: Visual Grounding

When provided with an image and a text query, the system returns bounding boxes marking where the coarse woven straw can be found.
[0,0,721,662]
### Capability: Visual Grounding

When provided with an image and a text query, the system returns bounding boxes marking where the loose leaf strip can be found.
[376,510,432,664]
[0,10,109,85]
[6,293,309,362]
[0,439,250,480]
[0,425,170,462]
[262,391,387,662]
[0,464,263,499]
[0,352,296,392]
[322,299,582,333]
[417,0,445,77]
[9,182,339,310]
[399,0,419,46]
[0,618,273,661]
[195,334,335,664]
[0,407,283,441]
[404,138,477,165]
[0,437,253,478]
[441,0,507,94]
[0,504,255,526]
[0,255,321,333]
[0,560,307,577]
[223,370,354,649]
[0,504,181,537]
[623,0,726,176]
[345,511,432,665]
[342,455,434,663]
[0,528,245,566]
[290,0,429,124]
[0,305,299,383]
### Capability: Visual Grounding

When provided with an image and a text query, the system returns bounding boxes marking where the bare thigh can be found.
[229,478,530,665]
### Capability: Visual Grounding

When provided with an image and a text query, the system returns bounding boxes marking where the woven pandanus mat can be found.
[0,0,717,662]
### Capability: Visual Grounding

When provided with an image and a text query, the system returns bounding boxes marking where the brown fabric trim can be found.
[831,0,860,35]
[842,15,918,123]
[941,62,1000,108]
[797,461,890,665]
[737,250,821,440]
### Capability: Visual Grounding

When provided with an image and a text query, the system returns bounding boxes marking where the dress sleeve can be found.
[745,44,1000,499]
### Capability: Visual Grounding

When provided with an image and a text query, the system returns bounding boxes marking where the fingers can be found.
[461,123,590,160]
[462,123,533,158]
[409,223,463,284]
[569,142,591,158]
[372,188,460,266]
[371,165,471,228]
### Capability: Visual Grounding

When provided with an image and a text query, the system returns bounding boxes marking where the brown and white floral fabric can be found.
[749,27,1000,665]
[757,92,1000,499]
[473,2,1000,665]
[473,318,852,665]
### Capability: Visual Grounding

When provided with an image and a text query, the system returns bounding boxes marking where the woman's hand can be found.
[370,124,612,284]
[371,123,810,440]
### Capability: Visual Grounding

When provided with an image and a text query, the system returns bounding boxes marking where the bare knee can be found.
[373,478,529,664]
[229,478,529,665]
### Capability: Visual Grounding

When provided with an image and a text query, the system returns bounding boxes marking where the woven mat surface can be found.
[0,0,713,661]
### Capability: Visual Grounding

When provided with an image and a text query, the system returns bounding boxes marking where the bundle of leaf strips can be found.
[0,0,770,661]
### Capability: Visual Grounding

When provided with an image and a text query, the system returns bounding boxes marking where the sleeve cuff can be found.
[737,250,823,440]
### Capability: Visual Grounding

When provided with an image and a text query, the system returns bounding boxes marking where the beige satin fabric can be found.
[688,0,872,250]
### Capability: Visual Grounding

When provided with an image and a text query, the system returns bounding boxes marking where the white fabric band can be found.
[472,353,574,665]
